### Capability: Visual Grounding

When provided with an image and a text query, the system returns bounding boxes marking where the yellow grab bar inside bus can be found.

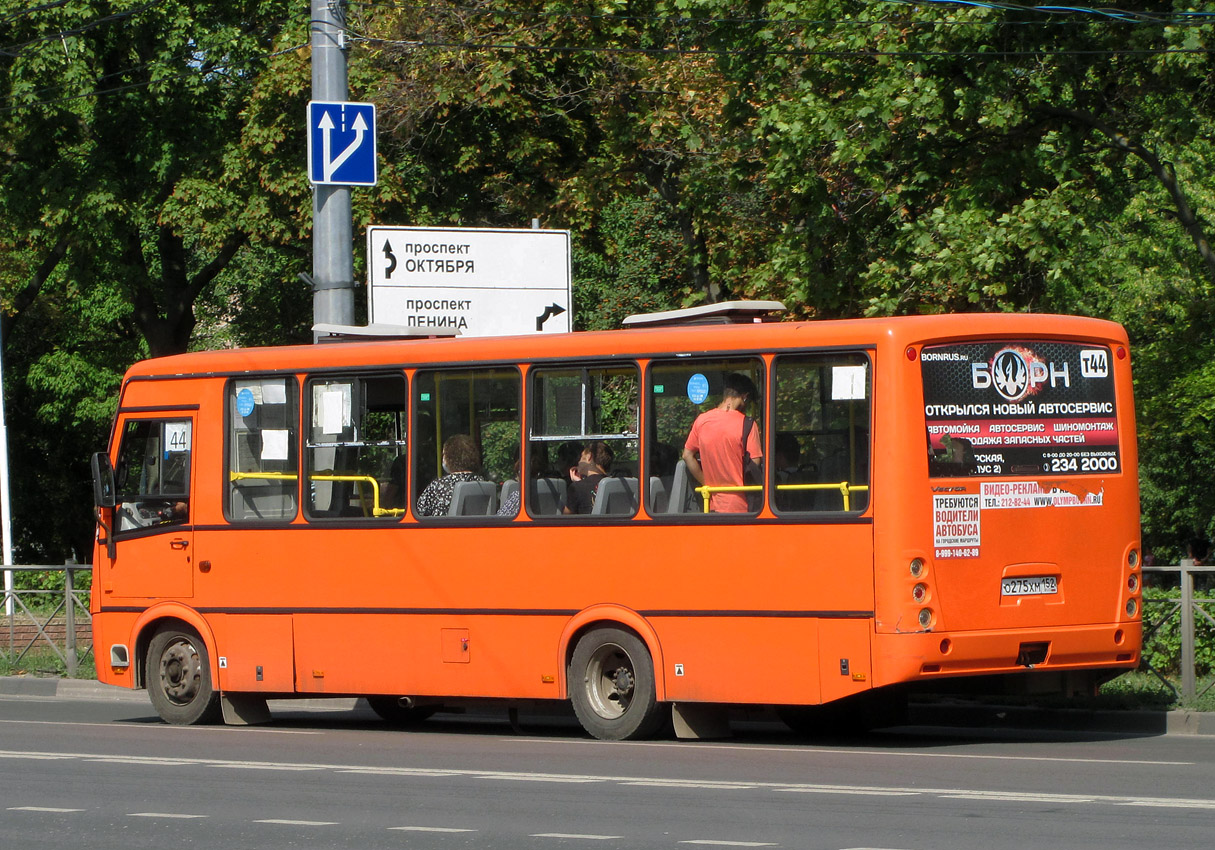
[695,482,869,512]
[228,471,406,517]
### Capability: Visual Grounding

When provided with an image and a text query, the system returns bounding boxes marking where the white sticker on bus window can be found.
[262,380,287,405]
[832,365,867,400]
[164,422,189,454]
[261,429,289,461]
[320,390,348,435]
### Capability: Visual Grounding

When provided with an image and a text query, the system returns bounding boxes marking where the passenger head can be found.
[723,372,759,408]
[442,434,481,475]
[775,432,799,469]
[582,440,614,473]
[556,441,585,481]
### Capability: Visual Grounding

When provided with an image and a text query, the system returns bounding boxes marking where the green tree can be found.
[0,0,304,559]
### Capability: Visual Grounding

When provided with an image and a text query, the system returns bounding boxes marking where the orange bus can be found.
[89,304,1142,739]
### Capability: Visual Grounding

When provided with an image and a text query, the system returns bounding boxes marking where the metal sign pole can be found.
[0,324,13,616]
[311,0,355,335]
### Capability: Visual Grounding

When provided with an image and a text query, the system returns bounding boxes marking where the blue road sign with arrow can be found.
[307,101,377,186]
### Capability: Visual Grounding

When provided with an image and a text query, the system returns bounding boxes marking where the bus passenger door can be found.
[101,418,195,600]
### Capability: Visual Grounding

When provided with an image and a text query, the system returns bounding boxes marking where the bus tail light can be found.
[1127,574,1139,592]
[909,558,925,578]
[1125,598,1138,617]
[918,608,934,629]
[912,583,928,603]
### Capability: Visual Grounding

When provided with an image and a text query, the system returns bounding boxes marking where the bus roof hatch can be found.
[312,323,461,343]
[621,300,786,329]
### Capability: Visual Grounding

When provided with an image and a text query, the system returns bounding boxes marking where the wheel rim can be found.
[158,636,204,706]
[583,642,636,720]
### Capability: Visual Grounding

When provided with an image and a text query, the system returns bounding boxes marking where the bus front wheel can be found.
[569,627,665,741]
[146,625,221,725]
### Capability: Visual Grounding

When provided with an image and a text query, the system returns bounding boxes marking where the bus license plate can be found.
[1001,576,1058,596]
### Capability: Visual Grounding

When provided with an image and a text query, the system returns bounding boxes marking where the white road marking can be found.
[781,788,919,797]
[388,826,478,833]
[478,773,602,783]
[940,790,1094,804]
[511,737,1192,767]
[7,806,85,813]
[0,717,319,735]
[1118,799,1215,810]
[254,818,339,826]
[2,748,1211,813]
[679,841,777,847]
[128,812,208,819]
[531,833,624,840]
[208,762,324,771]
[624,781,754,790]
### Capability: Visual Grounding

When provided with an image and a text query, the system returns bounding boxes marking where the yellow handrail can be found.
[695,481,869,512]
[229,471,405,517]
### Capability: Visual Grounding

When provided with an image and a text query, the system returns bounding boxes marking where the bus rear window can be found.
[922,341,1119,477]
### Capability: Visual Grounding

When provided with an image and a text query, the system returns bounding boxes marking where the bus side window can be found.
[647,358,764,516]
[413,367,521,519]
[527,364,639,517]
[226,378,300,522]
[304,373,407,520]
[772,353,871,514]
[114,419,192,532]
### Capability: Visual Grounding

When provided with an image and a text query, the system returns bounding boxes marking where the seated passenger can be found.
[415,434,485,517]
[564,441,614,515]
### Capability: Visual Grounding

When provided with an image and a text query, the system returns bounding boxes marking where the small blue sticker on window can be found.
[236,388,256,417]
[687,373,709,404]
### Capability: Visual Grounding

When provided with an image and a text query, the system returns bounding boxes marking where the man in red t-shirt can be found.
[682,373,762,513]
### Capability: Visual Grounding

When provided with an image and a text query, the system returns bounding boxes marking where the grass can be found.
[0,648,96,679]
[1099,670,1215,713]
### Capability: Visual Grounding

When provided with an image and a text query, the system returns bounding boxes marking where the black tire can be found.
[366,697,439,725]
[146,625,221,725]
[569,627,665,741]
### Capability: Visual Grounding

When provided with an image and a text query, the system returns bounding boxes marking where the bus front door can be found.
[103,417,195,600]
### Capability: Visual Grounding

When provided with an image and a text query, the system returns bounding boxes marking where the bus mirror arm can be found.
[95,507,116,561]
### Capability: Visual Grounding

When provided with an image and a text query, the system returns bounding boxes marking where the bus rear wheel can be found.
[569,627,665,741]
[146,625,221,725]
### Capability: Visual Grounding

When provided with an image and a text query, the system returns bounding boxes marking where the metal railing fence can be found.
[1141,565,1215,701]
[1,564,93,677]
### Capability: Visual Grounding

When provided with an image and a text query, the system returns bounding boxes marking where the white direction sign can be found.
[307,101,377,186]
[367,226,572,336]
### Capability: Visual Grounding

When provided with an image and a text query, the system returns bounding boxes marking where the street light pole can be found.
[311,0,355,332]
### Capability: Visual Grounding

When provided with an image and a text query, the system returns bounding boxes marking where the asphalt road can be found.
[1,694,1213,850]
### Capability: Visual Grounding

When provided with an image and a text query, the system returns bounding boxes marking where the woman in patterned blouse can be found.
[415,434,485,516]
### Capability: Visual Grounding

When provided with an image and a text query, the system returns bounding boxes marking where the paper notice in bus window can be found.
[922,340,1120,478]
[832,365,867,400]
[164,422,189,453]
[321,390,347,434]
[262,380,287,405]
[260,429,289,461]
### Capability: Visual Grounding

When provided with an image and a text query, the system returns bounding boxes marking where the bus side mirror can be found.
[91,452,116,508]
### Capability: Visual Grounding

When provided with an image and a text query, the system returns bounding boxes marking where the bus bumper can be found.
[874,621,1141,684]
